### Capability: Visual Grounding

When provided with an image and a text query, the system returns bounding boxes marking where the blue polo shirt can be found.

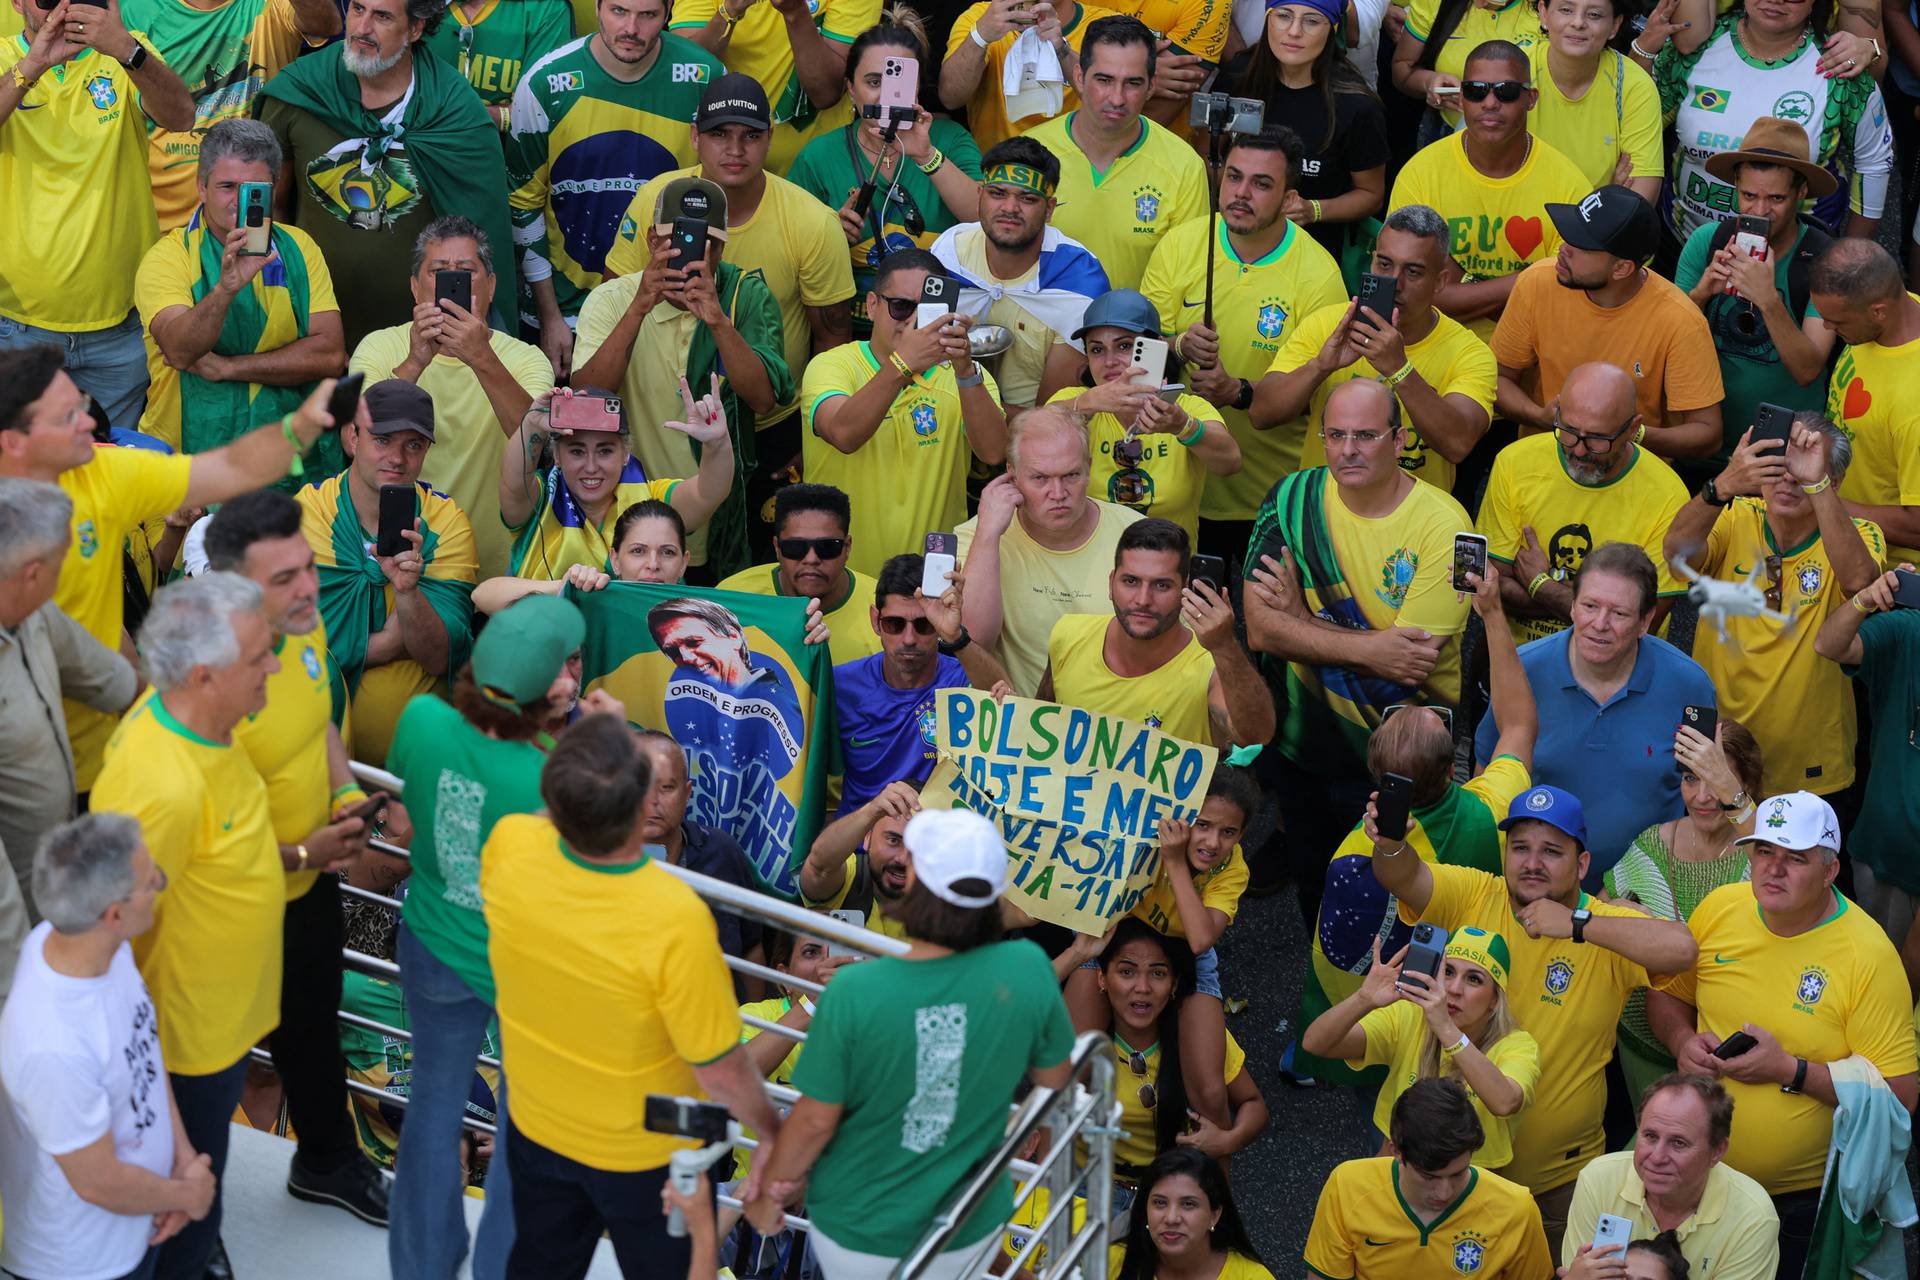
[833,652,969,812]
[1474,630,1715,885]
[676,821,765,962]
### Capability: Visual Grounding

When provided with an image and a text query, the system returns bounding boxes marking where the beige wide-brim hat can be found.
[1703,116,1839,199]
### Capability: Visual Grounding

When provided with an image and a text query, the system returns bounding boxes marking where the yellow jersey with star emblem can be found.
[93,693,284,1075]
[1405,865,1653,1194]
[1026,112,1209,293]
[1827,315,1920,565]
[237,621,339,901]
[1140,215,1346,520]
[1663,881,1919,1196]
[1305,1156,1552,1280]
[801,341,1001,580]
[1693,499,1883,796]
[1045,612,1216,745]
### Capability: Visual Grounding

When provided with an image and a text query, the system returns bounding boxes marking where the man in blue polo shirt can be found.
[833,553,1011,813]
[1474,542,1715,883]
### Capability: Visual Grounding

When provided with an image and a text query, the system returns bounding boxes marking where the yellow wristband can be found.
[10,64,35,91]
[1852,593,1875,614]
[330,785,370,818]
[1308,198,1322,223]
[1801,474,1833,496]
[888,351,914,381]
[1526,571,1552,597]
[1384,361,1414,387]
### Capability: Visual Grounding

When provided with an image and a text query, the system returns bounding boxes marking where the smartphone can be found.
[1591,1214,1634,1256]
[1190,554,1226,594]
[376,483,414,559]
[1401,921,1448,982]
[1682,703,1717,739]
[1431,83,1460,95]
[827,907,866,960]
[668,216,708,275]
[238,181,273,257]
[1357,272,1397,326]
[1451,532,1487,593]
[433,268,472,316]
[1893,568,1920,610]
[916,273,954,330]
[1156,383,1186,404]
[643,1094,732,1144]
[326,371,365,433]
[878,54,918,131]
[1376,771,1415,842]
[1750,401,1793,453]
[343,792,389,826]
[921,532,957,598]
[1130,336,1169,390]
[1711,1030,1760,1060]
[1728,215,1769,295]
[550,392,623,432]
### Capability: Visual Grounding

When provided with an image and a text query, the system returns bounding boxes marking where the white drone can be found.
[1669,555,1797,643]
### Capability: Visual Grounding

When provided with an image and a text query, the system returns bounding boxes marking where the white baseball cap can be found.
[904,809,1008,909]
[1736,791,1843,854]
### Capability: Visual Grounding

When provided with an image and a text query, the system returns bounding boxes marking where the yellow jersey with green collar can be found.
[1827,314,1920,564]
[1305,1156,1552,1280]
[1696,499,1884,796]
[715,563,883,669]
[93,694,284,1075]
[1663,881,1919,1195]
[1406,864,1652,1193]
[0,38,159,330]
[1130,842,1249,940]
[800,341,1001,579]
[1139,216,1346,520]
[1027,112,1209,293]
[1112,1030,1246,1167]
[237,620,338,901]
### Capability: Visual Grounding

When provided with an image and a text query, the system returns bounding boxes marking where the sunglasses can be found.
[874,292,918,322]
[1126,1049,1158,1110]
[1460,79,1529,102]
[1115,435,1145,468]
[878,616,936,636]
[777,537,846,562]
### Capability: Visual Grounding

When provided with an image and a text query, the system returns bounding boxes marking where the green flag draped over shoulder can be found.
[569,581,836,898]
[255,43,518,330]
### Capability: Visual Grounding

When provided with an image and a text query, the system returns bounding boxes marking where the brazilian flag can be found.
[1691,85,1731,113]
[570,581,836,899]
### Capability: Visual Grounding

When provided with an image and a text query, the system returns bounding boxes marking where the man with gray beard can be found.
[257,0,515,348]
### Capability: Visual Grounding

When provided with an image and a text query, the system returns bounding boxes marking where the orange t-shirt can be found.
[1490,261,1725,432]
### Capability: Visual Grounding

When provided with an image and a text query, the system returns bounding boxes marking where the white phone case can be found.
[1131,337,1169,389]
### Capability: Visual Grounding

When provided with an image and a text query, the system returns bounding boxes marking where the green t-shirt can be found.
[387,694,548,1003]
[1672,221,1826,465]
[424,0,575,108]
[786,119,983,334]
[790,940,1074,1254]
[1846,609,1920,892]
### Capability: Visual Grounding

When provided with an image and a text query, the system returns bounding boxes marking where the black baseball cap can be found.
[364,379,436,441]
[696,73,772,132]
[1545,185,1660,263]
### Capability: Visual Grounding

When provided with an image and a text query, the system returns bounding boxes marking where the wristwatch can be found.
[1231,378,1254,412]
[938,625,972,656]
[121,40,150,70]
[954,367,985,389]
[1571,907,1592,943]
[1701,476,1731,507]
[1782,1057,1809,1094]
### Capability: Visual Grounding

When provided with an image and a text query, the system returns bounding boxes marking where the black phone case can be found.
[434,271,472,314]
[376,486,413,559]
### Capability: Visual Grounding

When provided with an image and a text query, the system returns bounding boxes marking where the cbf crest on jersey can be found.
[1134,185,1163,224]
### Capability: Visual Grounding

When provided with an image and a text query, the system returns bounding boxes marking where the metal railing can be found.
[325,760,1118,1279]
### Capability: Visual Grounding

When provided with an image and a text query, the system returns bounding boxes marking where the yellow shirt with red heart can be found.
[1828,304,1920,564]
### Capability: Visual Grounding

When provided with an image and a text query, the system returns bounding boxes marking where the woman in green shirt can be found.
[788,17,984,336]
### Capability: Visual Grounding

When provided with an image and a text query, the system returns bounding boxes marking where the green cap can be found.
[471,596,585,705]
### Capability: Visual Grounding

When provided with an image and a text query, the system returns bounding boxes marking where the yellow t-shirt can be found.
[481,813,742,1171]
[732,994,802,1178]
[1402,0,1543,130]
[1664,883,1920,1196]
[135,220,340,452]
[1045,612,1216,744]
[1107,1246,1271,1280]
[1476,433,1690,644]
[1387,131,1589,342]
[351,323,555,581]
[236,623,337,902]
[1284,303,1498,498]
[1113,1031,1245,1167]
[1109,0,1232,59]
[798,851,911,942]
[666,0,878,173]
[1140,217,1346,519]
[606,167,854,423]
[1062,389,1223,539]
[1305,1157,1552,1280]
[93,695,284,1075]
[1353,1001,1542,1172]
[57,446,195,791]
[944,1,1119,150]
[1130,843,1249,940]
[1026,112,1209,293]
[1562,1151,1782,1278]
[715,563,883,669]
[0,40,159,330]
[1528,50,1664,190]
[802,341,1002,579]
[1828,316,1920,564]
[1406,865,1652,1193]
[955,500,1143,696]
[505,466,678,582]
[1695,500,1883,796]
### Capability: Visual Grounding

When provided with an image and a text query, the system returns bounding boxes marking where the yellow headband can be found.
[1444,927,1511,990]
[982,162,1056,197]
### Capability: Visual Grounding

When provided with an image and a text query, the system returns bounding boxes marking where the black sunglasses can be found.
[1461,79,1528,102]
[878,616,936,636]
[1126,1049,1158,1110]
[873,293,918,322]
[777,537,846,561]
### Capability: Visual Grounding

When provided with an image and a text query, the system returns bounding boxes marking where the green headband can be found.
[982,162,1056,197]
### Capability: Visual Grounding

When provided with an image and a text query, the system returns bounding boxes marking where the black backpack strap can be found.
[1787,219,1834,325]
[842,849,875,921]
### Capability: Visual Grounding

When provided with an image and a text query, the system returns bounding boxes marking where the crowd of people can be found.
[2,0,1920,1272]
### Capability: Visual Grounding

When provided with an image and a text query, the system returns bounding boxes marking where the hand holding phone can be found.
[1356,273,1397,326]
[916,274,954,331]
[1682,704,1717,739]
[877,54,919,131]
[1130,336,1169,390]
[668,217,708,275]
[239,181,273,257]
[1376,772,1415,842]
[1590,1213,1633,1256]
[1892,568,1920,610]
[1401,922,1448,983]
[1750,402,1793,453]
[376,484,415,560]
[921,532,957,598]
[326,371,365,433]
[1189,554,1226,594]
[1451,533,1487,593]
[434,268,473,316]
[1711,1030,1759,1060]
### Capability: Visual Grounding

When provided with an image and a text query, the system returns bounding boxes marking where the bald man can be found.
[1477,362,1692,646]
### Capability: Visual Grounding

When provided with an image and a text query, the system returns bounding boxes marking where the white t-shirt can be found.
[0,923,175,1280]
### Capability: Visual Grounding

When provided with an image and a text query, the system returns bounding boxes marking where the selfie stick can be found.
[852,105,914,219]
[1196,97,1264,329]
[665,1120,742,1238]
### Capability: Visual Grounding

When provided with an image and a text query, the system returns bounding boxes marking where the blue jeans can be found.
[154,1057,248,1280]
[0,311,149,431]
[390,925,514,1280]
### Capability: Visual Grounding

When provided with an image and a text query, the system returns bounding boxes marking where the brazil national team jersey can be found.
[237,622,338,902]
[1305,1157,1552,1280]
[832,650,968,811]
[426,0,574,108]
[507,34,722,319]
[1025,112,1209,293]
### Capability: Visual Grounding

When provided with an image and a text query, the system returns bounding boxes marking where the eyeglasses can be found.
[874,292,918,322]
[1126,1048,1158,1110]
[777,537,847,562]
[1764,552,1783,612]
[1552,409,1636,454]
[878,615,935,636]
[1460,79,1529,102]
[1321,427,1395,446]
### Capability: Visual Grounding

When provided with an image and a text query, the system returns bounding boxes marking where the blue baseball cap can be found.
[1498,785,1588,849]
[1071,289,1164,341]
